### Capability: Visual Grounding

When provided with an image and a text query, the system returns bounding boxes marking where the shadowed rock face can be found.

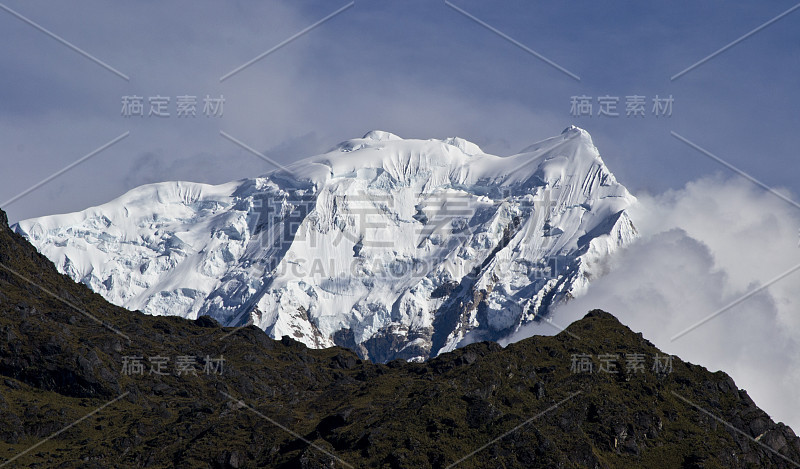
[1,208,799,468]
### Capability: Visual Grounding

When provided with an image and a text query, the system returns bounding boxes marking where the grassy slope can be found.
[0,208,798,468]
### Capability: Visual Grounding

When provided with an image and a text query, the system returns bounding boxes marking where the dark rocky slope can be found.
[0,207,798,468]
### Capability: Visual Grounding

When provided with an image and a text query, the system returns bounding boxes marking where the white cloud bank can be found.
[502,175,800,430]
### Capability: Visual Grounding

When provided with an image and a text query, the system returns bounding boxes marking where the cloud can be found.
[502,175,800,430]
[122,132,325,189]
[5,0,800,229]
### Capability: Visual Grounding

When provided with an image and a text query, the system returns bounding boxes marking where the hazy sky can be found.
[1,0,798,223]
[2,0,800,430]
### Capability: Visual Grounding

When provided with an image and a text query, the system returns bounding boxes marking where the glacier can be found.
[14,126,637,362]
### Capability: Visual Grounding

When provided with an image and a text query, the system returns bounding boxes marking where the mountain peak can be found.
[561,124,585,135]
[560,124,596,147]
[16,129,637,362]
[441,136,483,156]
[362,129,402,141]
[561,124,593,140]
[583,308,622,321]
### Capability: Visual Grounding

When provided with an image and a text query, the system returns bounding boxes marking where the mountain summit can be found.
[14,128,637,362]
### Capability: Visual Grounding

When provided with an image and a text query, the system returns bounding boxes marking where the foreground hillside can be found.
[1,207,798,468]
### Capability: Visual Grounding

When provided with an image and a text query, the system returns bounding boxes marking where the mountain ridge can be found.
[14,127,637,362]
[1,207,799,467]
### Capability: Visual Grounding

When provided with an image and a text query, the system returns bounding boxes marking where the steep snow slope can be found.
[15,126,637,361]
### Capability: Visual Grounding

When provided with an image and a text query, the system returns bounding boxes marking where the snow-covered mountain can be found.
[14,126,637,362]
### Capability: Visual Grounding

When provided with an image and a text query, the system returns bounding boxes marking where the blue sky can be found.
[1,0,798,222]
